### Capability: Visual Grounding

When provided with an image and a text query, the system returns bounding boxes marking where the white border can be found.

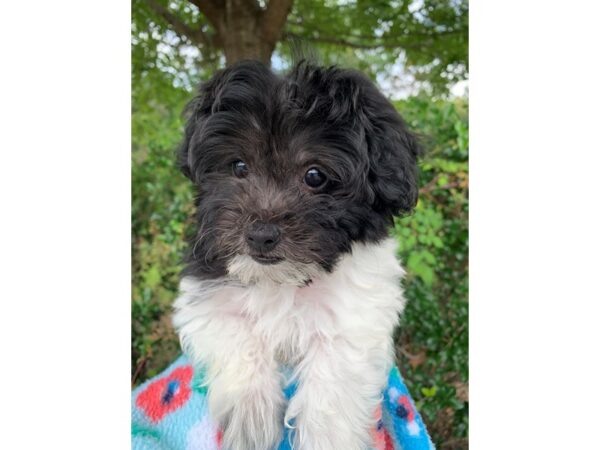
[1,1,600,449]
[0,0,131,448]
[471,1,600,448]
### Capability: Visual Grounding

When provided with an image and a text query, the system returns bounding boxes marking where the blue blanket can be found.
[132,355,435,450]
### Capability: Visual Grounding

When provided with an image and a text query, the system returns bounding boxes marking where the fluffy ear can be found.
[177,61,274,181]
[354,75,421,217]
[177,72,219,180]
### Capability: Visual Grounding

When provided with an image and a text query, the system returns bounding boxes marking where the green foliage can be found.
[133,0,468,95]
[132,71,193,380]
[284,0,468,93]
[132,0,219,89]
[393,96,468,448]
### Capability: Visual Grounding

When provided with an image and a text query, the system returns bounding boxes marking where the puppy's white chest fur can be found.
[175,238,405,361]
[173,238,406,450]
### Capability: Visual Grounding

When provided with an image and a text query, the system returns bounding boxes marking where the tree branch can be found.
[188,0,224,29]
[286,15,465,40]
[261,0,294,44]
[144,0,210,46]
[284,30,461,51]
[283,32,401,50]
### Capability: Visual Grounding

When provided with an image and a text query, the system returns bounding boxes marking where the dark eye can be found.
[232,160,248,178]
[304,167,327,188]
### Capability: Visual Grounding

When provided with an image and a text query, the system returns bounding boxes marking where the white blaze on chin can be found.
[227,254,323,286]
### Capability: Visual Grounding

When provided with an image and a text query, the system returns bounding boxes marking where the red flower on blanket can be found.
[136,365,194,422]
[396,395,416,422]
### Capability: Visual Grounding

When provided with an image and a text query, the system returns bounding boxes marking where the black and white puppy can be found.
[173,61,419,450]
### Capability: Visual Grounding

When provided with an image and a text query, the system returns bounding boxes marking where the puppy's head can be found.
[179,61,419,285]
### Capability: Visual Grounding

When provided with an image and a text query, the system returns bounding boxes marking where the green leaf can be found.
[143,265,161,289]
[421,386,438,398]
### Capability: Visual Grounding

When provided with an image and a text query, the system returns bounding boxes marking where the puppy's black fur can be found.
[178,61,420,280]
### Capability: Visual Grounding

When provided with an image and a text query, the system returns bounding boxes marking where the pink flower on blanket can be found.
[371,405,394,450]
[136,365,194,422]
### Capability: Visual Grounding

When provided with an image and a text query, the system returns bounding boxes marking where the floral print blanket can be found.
[132,355,435,450]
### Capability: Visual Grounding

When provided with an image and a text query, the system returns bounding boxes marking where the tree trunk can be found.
[192,0,294,67]
[221,0,274,65]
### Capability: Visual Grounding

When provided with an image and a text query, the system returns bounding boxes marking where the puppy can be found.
[173,61,419,450]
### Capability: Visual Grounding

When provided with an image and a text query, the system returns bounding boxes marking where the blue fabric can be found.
[132,355,435,450]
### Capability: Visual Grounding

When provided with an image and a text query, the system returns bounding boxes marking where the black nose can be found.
[246,222,282,253]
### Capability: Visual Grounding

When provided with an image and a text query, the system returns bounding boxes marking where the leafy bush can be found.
[132,80,468,448]
[393,97,468,449]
